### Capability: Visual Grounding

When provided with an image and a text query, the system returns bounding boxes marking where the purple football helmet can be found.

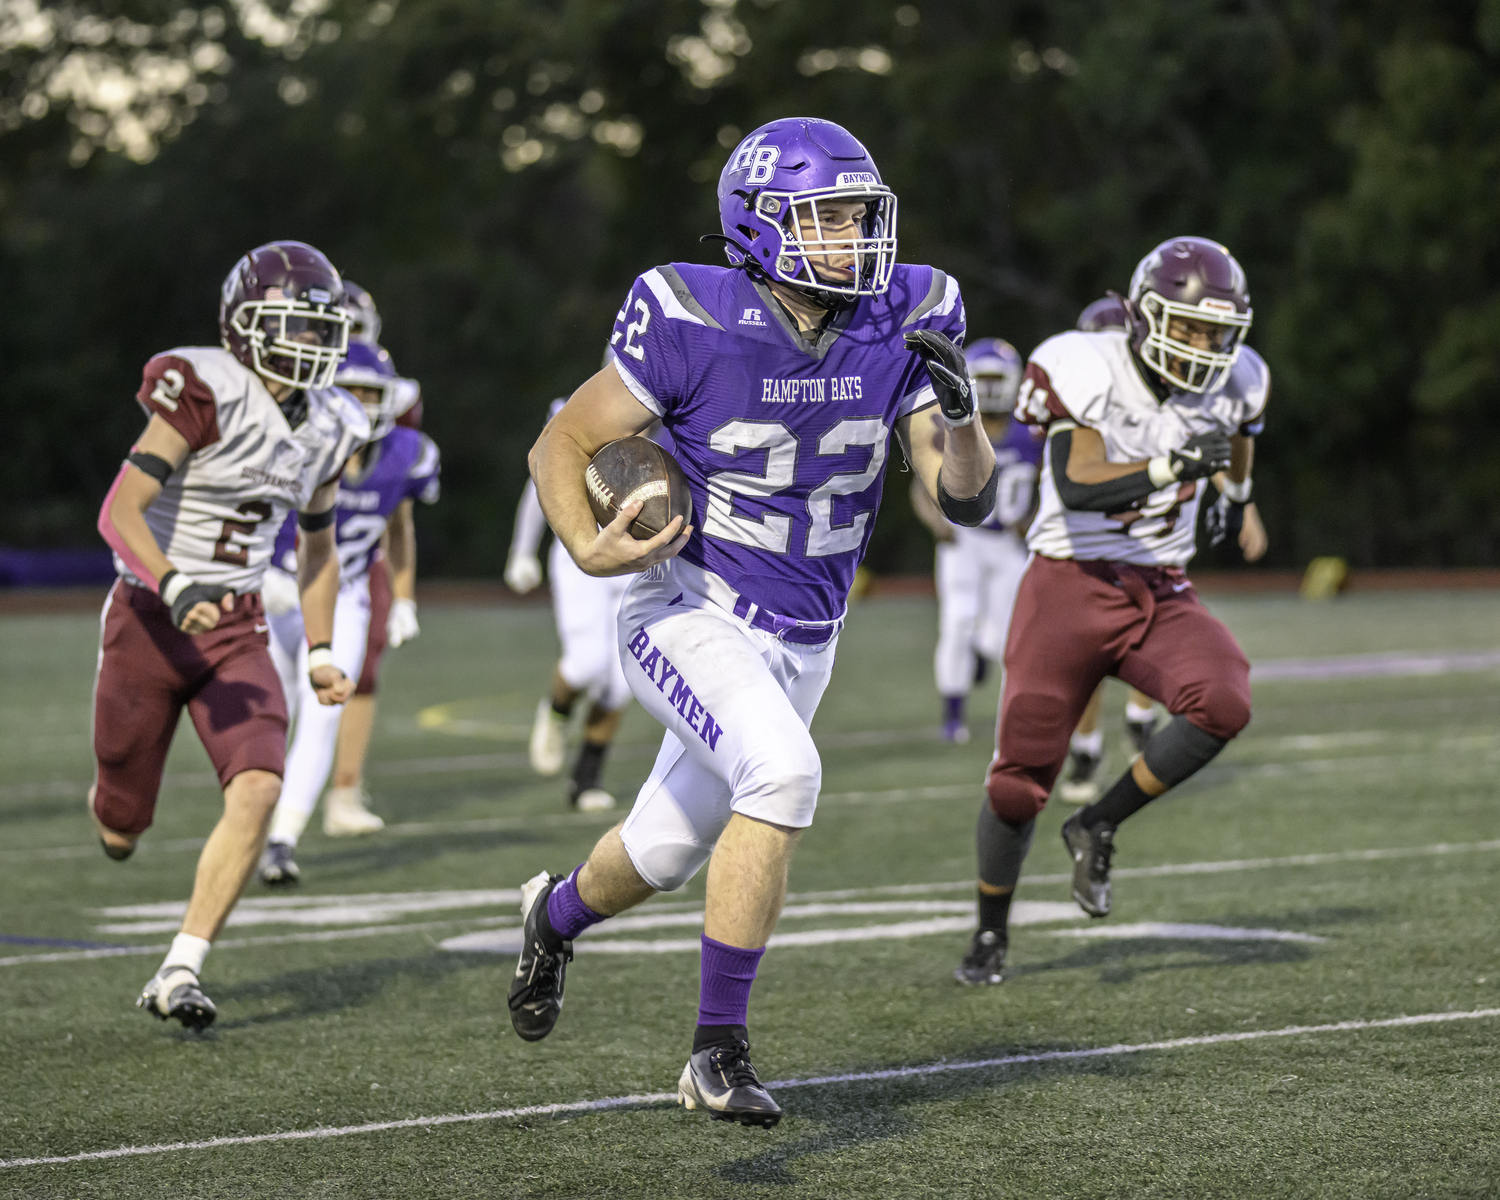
[342,280,382,345]
[1128,236,1252,392]
[716,117,897,304]
[964,337,1023,414]
[334,339,398,440]
[220,241,350,390]
[1076,295,1130,332]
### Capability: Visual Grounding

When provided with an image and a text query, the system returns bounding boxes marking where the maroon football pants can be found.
[91,580,288,836]
[986,555,1252,824]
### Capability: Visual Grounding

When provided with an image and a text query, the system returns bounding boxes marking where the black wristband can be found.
[127,451,174,484]
[308,641,332,653]
[298,508,336,532]
[937,462,1001,527]
[1049,427,1158,513]
[157,568,179,598]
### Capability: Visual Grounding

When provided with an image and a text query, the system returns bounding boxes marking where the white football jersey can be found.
[1016,330,1268,566]
[117,346,370,592]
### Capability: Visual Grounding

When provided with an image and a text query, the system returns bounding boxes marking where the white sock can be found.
[1125,702,1157,725]
[161,933,210,976]
[269,799,311,847]
[1070,729,1105,757]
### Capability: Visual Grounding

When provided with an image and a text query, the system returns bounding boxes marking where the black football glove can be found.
[1167,430,1232,482]
[161,570,234,630]
[1205,493,1246,548]
[904,329,975,427]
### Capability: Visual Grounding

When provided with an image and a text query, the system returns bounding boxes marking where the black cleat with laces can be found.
[677,1031,782,1128]
[953,927,1007,985]
[508,871,572,1042]
[138,966,217,1030]
[1061,813,1114,918]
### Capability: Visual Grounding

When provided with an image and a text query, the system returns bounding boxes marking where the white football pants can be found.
[934,528,1029,697]
[550,538,632,711]
[265,571,372,845]
[615,558,838,893]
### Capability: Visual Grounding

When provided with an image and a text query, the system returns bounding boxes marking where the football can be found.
[585,435,694,540]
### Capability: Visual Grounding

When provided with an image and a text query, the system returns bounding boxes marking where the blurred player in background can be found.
[506,393,634,813]
[956,236,1269,986]
[1055,295,1170,804]
[910,338,1039,744]
[323,281,426,835]
[514,117,997,1127]
[259,340,440,883]
[91,241,365,1028]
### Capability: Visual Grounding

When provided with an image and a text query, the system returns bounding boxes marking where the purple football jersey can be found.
[610,262,964,623]
[271,425,441,579]
[979,417,1044,534]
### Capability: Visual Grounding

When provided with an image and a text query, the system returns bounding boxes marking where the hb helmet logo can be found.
[730,133,781,184]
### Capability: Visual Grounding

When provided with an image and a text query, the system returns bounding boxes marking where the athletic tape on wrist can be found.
[307,645,336,674]
[159,571,192,606]
[1147,456,1178,488]
[1220,476,1252,503]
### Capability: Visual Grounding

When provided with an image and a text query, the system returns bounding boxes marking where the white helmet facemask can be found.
[230,291,351,391]
[1136,292,1251,393]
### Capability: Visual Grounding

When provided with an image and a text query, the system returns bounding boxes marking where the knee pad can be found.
[986,764,1048,824]
[1142,715,1229,787]
[620,831,712,894]
[738,744,821,828]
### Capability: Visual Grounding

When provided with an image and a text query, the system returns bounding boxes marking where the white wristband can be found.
[160,572,193,606]
[1220,476,1253,503]
[1147,456,1179,489]
[307,646,336,674]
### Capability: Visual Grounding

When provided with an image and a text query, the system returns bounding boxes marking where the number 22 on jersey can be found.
[703,419,888,558]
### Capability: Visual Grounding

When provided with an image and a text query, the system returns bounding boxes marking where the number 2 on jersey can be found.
[212,501,273,567]
[703,418,888,557]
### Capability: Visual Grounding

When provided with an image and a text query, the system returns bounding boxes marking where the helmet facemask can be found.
[230,289,351,391]
[1135,292,1251,393]
[757,186,898,303]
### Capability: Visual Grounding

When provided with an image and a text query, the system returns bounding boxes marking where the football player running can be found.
[506,392,640,812]
[955,237,1269,987]
[1057,295,1174,803]
[258,341,441,883]
[92,241,368,1028]
[516,118,997,1126]
[909,338,1040,743]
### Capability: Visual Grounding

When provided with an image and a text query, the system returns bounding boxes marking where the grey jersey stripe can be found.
[656,265,725,330]
[901,268,948,328]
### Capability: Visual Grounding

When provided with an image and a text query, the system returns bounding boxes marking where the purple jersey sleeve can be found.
[271,511,298,574]
[403,432,441,505]
[979,418,1043,533]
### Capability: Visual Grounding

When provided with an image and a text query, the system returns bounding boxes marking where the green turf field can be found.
[3,590,1499,1198]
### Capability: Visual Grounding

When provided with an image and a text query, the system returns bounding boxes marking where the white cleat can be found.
[529,699,568,776]
[323,786,385,836]
[573,788,616,813]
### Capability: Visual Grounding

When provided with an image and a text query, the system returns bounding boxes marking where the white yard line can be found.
[3,1007,1495,1171]
[1047,922,1326,944]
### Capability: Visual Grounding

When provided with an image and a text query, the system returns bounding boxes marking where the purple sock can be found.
[944,695,965,723]
[545,866,605,941]
[697,934,765,1027]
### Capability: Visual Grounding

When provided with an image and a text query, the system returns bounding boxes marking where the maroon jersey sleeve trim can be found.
[1016,361,1070,426]
[137,354,221,452]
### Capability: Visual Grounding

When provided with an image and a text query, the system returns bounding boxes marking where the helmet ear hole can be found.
[736,224,761,243]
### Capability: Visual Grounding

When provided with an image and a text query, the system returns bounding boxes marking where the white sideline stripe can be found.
[1252,648,1500,681]
[7,840,1498,968]
[1047,922,1326,944]
[4,1008,1496,1171]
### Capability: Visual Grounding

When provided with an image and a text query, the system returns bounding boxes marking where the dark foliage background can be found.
[3,0,1499,575]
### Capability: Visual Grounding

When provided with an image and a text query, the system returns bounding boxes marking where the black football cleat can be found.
[99,837,135,861]
[953,927,1007,985]
[677,1036,782,1128]
[1125,713,1159,755]
[1061,814,1114,918]
[138,966,217,1031]
[258,840,300,886]
[508,871,572,1042]
[1057,748,1103,804]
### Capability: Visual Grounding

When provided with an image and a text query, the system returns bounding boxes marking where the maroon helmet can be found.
[1076,294,1130,332]
[1127,236,1252,392]
[219,241,351,390]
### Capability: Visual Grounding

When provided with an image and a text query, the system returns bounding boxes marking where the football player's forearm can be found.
[388,503,417,602]
[529,426,600,560]
[1228,435,1254,483]
[297,526,339,646]
[100,470,174,587]
[934,419,996,499]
